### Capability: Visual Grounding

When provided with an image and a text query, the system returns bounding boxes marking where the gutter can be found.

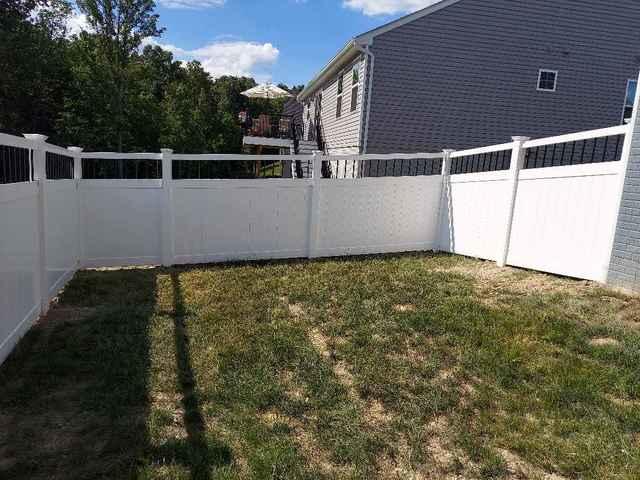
[354,41,375,154]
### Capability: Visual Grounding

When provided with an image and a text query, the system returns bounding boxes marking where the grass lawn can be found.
[1,253,639,479]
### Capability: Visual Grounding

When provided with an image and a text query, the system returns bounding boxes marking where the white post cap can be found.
[23,134,48,143]
[511,136,530,142]
[160,148,174,154]
[442,149,456,155]
[67,146,84,153]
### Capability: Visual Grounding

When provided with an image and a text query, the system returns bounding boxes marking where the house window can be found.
[537,69,557,92]
[336,73,344,118]
[350,64,359,112]
[622,79,637,123]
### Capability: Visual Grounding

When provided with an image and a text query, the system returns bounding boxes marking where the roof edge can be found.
[355,0,463,44]
[297,0,463,102]
[297,40,360,101]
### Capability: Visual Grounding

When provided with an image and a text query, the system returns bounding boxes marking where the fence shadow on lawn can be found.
[0,268,160,480]
[151,271,231,480]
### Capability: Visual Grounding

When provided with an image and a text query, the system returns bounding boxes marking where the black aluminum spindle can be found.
[602,135,609,163]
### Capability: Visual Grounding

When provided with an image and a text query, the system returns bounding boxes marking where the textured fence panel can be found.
[315,176,443,257]
[172,180,311,263]
[507,162,622,281]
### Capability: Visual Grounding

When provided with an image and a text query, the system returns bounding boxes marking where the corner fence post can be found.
[68,147,83,268]
[24,134,49,315]
[161,148,175,267]
[497,136,530,268]
[436,149,455,251]
[308,151,323,259]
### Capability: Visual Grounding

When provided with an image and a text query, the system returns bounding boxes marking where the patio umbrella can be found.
[241,83,292,99]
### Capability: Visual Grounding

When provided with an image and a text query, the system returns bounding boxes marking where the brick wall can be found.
[608,114,640,293]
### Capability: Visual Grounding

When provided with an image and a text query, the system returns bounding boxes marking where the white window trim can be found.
[336,72,344,119]
[537,69,558,92]
[621,78,637,124]
[350,64,360,113]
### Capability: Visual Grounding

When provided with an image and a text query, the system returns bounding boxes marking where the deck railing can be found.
[242,114,297,140]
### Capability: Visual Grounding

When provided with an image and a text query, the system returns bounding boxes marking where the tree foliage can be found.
[0,0,302,153]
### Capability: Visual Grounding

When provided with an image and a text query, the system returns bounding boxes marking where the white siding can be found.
[303,56,367,154]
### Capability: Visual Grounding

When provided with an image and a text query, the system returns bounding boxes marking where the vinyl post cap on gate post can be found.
[511,136,530,142]
[67,146,84,153]
[23,134,48,143]
[160,148,174,154]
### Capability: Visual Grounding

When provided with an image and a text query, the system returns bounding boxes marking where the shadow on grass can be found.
[0,269,157,480]
[161,271,231,480]
[0,268,232,480]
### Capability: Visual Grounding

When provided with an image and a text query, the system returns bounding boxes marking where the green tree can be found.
[160,61,218,153]
[0,0,71,141]
[75,0,163,151]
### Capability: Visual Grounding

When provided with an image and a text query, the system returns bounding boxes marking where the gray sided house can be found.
[297,0,640,155]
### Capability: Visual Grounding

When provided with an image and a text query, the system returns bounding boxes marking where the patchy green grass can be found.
[1,253,639,480]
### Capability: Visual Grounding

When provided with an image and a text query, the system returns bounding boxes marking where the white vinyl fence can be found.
[0,121,635,365]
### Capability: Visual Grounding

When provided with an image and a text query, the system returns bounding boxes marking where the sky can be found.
[68,0,440,86]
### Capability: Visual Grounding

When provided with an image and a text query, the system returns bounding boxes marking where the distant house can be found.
[297,0,640,155]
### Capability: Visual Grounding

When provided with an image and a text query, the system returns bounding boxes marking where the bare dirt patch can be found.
[589,337,621,347]
[497,448,569,480]
[394,304,417,313]
[433,260,591,306]
[606,394,640,409]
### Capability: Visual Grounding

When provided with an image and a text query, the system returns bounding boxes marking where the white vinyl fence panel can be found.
[172,180,311,263]
[316,176,443,256]
[44,180,78,294]
[0,183,40,363]
[439,171,510,261]
[80,180,163,268]
[507,162,623,281]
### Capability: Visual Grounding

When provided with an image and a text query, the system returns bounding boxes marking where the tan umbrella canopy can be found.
[241,83,292,99]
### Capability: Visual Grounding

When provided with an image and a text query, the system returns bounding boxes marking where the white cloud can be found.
[343,0,440,16]
[66,10,91,36]
[157,0,225,9]
[144,38,280,81]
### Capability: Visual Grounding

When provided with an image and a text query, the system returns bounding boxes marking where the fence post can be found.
[496,136,530,267]
[68,146,83,180]
[68,147,84,267]
[437,149,455,251]
[161,148,174,267]
[308,151,323,258]
[24,134,49,315]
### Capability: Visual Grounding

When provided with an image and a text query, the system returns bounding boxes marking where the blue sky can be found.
[70,1,438,86]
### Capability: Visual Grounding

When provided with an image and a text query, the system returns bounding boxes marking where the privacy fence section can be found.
[0,120,638,365]
[439,125,631,282]
[76,151,447,267]
[0,134,81,365]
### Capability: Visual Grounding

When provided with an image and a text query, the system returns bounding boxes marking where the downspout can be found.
[355,41,375,154]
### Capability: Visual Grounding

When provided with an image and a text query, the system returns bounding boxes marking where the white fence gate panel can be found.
[0,183,40,363]
[80,180,163,267]
[506,163,622,281]
[315,176,443,257]
[172,180,311,263]
[440,171,510,261]
[44,180,78,294]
